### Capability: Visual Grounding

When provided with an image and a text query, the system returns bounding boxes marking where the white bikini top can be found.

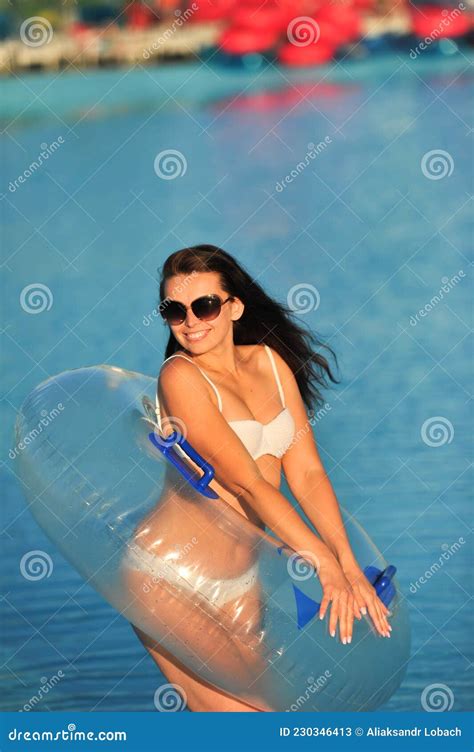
[155,344,296,461]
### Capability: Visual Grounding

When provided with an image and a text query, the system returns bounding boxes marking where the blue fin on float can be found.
[292,565,397,630]
[292,584,320,630]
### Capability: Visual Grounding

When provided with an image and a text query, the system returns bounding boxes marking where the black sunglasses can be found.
[159,294,234,326]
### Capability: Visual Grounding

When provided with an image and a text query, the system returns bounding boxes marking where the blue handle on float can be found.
[364,564,397,606]
[148,430,219,499]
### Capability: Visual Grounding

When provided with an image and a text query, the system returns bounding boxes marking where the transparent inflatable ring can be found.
[15,365,411,712]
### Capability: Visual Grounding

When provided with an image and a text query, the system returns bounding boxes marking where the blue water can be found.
[1,51,473,712]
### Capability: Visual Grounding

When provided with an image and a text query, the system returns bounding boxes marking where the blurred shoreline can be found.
[0,10,427,75]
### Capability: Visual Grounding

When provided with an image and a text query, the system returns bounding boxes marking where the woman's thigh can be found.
[132,625,264,712]
[123,566,266,680]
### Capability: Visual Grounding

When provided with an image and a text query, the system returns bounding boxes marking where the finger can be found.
[374,600,391,635]
[328,595,339,639]
[352,593,362,620]
[379,598,392,623]
[367,596,386,636]
[374,602,387,635]
[351,585,367,616]
[341,595,352,644]
[372,598,386,635]
[318,589,332,621]
[338,592,348,643]
[378,603,392,634]
[342,591,352,644]
[346,598,355,643]
[378,598,391,616]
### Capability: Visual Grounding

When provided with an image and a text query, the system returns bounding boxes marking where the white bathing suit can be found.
[123,345,295,608]
[123,544,259,611]
[155,344,296,461]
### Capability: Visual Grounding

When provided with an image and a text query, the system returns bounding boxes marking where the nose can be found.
[184,307,201,327]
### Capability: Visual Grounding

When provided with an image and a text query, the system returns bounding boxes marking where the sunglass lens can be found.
[192,296,221,321]
[160,301,186,325]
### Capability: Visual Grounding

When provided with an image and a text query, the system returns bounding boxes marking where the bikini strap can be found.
[155,353,223,429]
[264,344,286,407]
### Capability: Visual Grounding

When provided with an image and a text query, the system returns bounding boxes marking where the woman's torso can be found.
[134,345,290,575]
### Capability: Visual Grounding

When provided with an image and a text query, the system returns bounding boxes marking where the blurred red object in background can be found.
[309,19,352,47]
[409,4,470,38]
[315,6,362,43]
[210,80,352,113]
[350,0,377,10]
[187,0,238,22]
[220,27,280,54]
[231,3,289,32]
[70,21,92,37]
[126,1,155,28]
[156,0,181,9]
[278,41,336,65]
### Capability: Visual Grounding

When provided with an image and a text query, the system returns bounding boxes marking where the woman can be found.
[127,244,392,712]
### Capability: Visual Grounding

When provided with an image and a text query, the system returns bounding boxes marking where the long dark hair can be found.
[158,245,340,410]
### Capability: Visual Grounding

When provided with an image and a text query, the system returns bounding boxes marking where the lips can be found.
[184,330,210,342]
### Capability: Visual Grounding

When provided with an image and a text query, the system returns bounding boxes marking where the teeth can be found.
[186,331,208,341]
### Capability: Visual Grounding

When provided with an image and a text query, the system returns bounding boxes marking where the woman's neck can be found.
[187,341,244,378]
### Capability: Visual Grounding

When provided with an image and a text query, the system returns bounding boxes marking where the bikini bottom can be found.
[122,544,260,611]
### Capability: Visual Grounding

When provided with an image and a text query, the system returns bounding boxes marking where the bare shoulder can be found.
[260,343,294,376]
[158,355,201,393]
[237,343,294,379]
[157,354,222,413]
[235,344,268,372]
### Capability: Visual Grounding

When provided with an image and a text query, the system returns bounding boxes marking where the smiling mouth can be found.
[183,330,210,341]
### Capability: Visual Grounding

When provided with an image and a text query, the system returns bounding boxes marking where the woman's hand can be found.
[316,554,358,645]
[341,561,392,638]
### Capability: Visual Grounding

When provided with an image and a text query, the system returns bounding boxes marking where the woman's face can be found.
[163,272,243,354]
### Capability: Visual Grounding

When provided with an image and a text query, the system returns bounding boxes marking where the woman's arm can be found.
[158,355,388,642]
[158,357,333,565]
[264,348,355,565]
[285,466,358,570]
[272,349,392,638]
